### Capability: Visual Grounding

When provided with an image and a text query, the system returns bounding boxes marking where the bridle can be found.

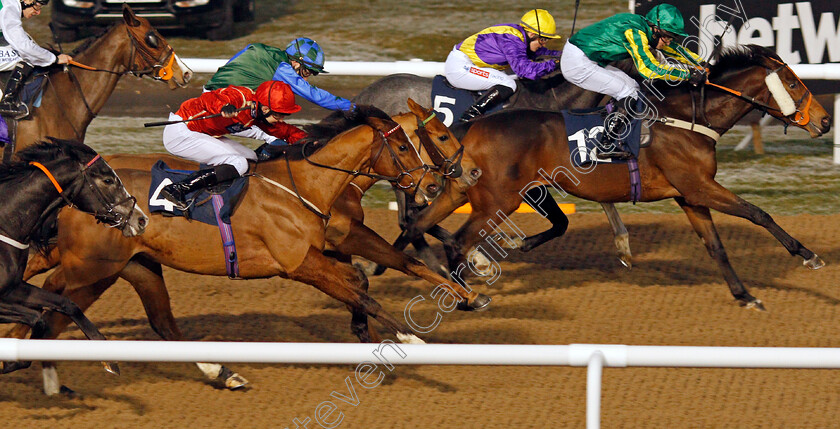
[302,123,431,191]
[692,57,813,133]
[29,154,137,229]
[413,112,464,178]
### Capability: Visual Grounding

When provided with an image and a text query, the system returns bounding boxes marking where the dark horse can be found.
[3,5,191,162]
[394,45,831,310]
[354,70,635,270]
[0,138,147,375]
[8,107,441,394]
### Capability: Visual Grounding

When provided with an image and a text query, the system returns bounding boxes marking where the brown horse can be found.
[396,45,831,310]
[3,5,191,161]
[16,101,485,394]
[8,107,441,393]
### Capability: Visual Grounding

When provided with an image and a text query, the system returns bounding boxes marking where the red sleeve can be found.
[197,86,251,115]
[256,121,308,143]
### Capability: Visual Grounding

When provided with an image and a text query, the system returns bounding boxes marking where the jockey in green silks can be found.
[560,3,706,159]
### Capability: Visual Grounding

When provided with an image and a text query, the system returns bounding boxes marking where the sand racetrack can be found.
[2,210,839,428]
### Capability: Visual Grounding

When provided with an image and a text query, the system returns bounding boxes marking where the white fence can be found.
[3,339,840,429]
[182,58,840,163]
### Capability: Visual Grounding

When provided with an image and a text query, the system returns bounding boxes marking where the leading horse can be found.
[355,69,634,270]
[3,5,191,162]
[7,106,442,393]
[0,138,146,375]
[399,45,831,310]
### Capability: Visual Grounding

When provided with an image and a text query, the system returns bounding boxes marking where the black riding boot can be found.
[598,97,635,160]
[0,63,34,119]
[159,164,240,211]
[459,85,514,122]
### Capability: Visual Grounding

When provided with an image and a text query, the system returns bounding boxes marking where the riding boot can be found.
[459,85,514,122]
[0,63,33,119]
[597,97,635,160]
[159,164,240,211]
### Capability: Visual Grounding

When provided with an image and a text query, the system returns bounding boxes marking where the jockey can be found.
[0,0,73,118]
[444,9,562,122]
[560,3,705,159]
[158,80,306,211]
[205,38,353,112]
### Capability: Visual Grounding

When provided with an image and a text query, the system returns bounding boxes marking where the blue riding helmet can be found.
[285,37,327,74]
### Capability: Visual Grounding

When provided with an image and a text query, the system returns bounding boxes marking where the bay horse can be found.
[396,45,831,310]
[15,101,487,394]
[7,106,441,393]
[355,70,635,270]
[0,138,147,375]
[3,5,191,162]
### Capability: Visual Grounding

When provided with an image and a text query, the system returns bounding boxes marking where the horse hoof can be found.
[742,299,767,312]
[59,385,81,399]
[396,333,426,344]
[224,373,249,390]
[804,255,825,270]
[102,361,120,376]
[619,255,632,269]
[457,294,492,312]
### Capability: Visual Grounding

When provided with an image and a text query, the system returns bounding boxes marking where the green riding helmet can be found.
[644,3,689,38]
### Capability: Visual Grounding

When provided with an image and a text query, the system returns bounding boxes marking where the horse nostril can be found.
[426,183,440,195]
[470,168,482,179]
[183,71,193,82]
[821,116,831,130]
[138,217,147,228]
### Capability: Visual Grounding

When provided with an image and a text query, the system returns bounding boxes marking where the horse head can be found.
[365,115,442,203]
[18,139,148,237]
[404,98,482,187]
[121,4,192,88]
[705,46,830,138]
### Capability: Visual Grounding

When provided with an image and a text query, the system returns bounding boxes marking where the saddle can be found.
[561,105,644,167]
[148,160,248,224]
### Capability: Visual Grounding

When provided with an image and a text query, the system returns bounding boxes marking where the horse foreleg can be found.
[0,302,44,374]
[23,245,61,282]
[676,198,764,310]
[120,257,248,390]
[682,182,822,268]
[601,202,632,268]
[289,247,423,344]
[335,219,490,311]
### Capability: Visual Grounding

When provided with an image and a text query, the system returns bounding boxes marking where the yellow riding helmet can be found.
[520,9,562,39]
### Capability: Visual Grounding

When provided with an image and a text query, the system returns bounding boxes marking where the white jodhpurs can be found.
[162,113,257,175]
[560,41,639,100]
[444,49,517,91]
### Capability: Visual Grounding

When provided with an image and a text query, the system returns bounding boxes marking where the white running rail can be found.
[3,339,840,429]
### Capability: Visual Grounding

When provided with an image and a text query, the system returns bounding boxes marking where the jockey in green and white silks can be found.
[560,3,706,159]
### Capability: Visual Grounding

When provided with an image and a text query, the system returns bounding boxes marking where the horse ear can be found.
[406,98,426,117]
[123,4,142,27]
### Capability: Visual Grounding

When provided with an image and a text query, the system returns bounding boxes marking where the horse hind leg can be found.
[121,256,249,390]
[515,186,570,252]
[0,302,45,374]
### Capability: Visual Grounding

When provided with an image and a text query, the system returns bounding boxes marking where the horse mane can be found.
[709,45,781,79]
[70,24,118,56]
[0,138,97,183]
[278,104,393,161]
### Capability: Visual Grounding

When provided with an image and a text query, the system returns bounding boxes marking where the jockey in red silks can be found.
[159,80,306,210]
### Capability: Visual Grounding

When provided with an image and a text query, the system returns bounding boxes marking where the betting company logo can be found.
[468,67,490,78]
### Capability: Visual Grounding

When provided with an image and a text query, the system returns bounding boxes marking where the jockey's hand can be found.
[56,54,72,65]
[688,67,706,86]
[220,104,238,118]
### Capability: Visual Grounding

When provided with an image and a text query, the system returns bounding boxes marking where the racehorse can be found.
[354,69,634,270]
[7,106,441,393]
[3,5,191,162]
[393,45,831,310]
[0,138,146,375]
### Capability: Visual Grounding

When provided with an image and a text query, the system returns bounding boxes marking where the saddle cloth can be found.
[430,75,504,126]
[561,106,642,167]
[148,160,248,226]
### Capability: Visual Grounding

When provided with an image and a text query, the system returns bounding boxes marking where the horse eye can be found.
[399,145,408,151]
[145,33,160,49]
[103,178,115,185]
[438,135,449,142]
[789,82,796,89]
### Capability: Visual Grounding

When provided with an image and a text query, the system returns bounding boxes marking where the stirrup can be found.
[0,102,28,120]
[595,148,633,161]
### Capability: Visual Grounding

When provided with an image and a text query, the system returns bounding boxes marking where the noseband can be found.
[29,155,137,229]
